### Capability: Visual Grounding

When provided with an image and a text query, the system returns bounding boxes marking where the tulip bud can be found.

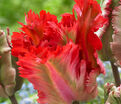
[0,85,8,98]
[0,29,16,97]
[104,83,114,102]
[105,83,121,104]
[98,0,120,62]
[111,0,121,66]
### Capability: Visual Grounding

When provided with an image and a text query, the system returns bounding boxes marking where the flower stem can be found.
[110,61,121,87]
[72,101,80,104]
[9,94,18,104]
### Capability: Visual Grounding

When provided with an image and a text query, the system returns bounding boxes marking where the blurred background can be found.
[0,0,119,104]
[0,0,74,32]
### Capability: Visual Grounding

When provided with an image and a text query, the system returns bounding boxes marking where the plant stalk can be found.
[110,61,121,87]
[72,101,80,104]
[9,94,18,104]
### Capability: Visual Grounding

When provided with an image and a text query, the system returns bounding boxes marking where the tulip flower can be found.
[11,0,107,104]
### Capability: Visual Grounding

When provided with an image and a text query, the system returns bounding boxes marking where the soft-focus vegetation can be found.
[0,0,120,104]
[0,0,74,32]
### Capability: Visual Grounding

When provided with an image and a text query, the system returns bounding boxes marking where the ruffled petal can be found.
[11,32,32,57]
[17,54,76,104]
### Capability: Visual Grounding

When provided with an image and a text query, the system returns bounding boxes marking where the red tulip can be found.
[12,0,107,103]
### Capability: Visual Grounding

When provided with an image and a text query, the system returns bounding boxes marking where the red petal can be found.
[18,55,75,104]
[60,13,76,28]
[11,32,31,57]
[87,32,102,50]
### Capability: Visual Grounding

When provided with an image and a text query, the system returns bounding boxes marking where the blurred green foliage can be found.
[0,0,118,104]
[0,0,74,32]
